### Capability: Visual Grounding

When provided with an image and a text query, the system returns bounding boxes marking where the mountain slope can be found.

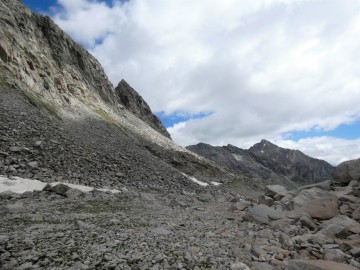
[0,0,254,195]
[187,140,335,187]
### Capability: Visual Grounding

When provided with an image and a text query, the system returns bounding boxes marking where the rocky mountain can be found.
[187,140,335,187]
[115,79,171,138]
[1,1,360,269]
[0,0,252,195]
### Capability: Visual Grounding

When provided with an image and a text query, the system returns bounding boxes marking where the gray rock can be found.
[65,188,84,199]
[246,204,283,224]
[323,248,348,263]
[27,161,39,168]
[9,146,22,152]
[251,262,273,270]
[152,227,172,236]
[50,183,70,196]
[292,188,339,220]
[334,158,360,184]
[286,259,358,270]
[230,262,251,270]
[265,185,288,199]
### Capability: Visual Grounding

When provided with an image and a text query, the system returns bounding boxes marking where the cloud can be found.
[50,0,360,164]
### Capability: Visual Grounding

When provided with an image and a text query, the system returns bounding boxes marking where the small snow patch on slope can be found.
[211,181,221,186]
[0,176,120,194]
[181,173,209,186]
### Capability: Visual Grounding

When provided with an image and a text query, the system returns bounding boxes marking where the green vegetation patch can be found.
[94,108,115,123]
[25,91,59,117]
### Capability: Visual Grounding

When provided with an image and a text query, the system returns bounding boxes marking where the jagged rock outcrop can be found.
[187,140,335,188]
[115,79,171,138]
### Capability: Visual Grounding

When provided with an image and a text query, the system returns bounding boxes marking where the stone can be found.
[292,188,339,220]
[352,207,360,221]
[2,203,26,213]
[245,204,283,224]
[50,183,71,196]
[0,190,16,199]
[65,188,84,199]
[9,146,22,153]
[230,262,251,270]
[34,141,42,148]
[333,158,360,184]
[323,249,348,263]
[251,262,273,270]
[285,259,358,270]
[265,185,288,199]
[321,215,360,230]
[152,227,172,236]
[27,161,39,168]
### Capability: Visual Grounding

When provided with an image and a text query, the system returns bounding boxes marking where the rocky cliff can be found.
[187,140,335,187]
[115,80,171,138]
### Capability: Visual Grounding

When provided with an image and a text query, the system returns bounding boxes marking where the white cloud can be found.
[51,0,360,164]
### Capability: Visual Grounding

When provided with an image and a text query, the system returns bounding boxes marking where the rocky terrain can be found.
[0,0,255,196]
[1,0,360,269]
[1,162,360,270]
[187,140,334,188]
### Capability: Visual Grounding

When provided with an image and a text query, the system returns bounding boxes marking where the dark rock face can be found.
[187,140,335,188]
[249,140,335,185]
[333,158,360,184]
[115,80,171,138]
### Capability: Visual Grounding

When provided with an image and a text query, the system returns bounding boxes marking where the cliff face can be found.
[0,0,116,108]
[115,80,171,138]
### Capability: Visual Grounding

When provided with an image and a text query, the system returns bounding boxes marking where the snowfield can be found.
[0,176,120,194]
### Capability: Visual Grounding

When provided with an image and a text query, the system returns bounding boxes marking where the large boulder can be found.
[333,158,360,184]
[292,188,338,220]
[245,204,284,224]
[285,259,358,270]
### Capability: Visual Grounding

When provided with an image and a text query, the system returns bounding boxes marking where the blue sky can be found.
[19,0,360,164]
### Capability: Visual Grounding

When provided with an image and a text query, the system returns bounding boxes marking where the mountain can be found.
[187,139,335,187]
[0,0,251,195]
[115,79,171,138]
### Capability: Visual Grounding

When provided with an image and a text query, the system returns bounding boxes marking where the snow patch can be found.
[211,181,221,186]
[232,154,243,162]
[0,176,120,194]
[181,173,209,186]
[261,150,264,153]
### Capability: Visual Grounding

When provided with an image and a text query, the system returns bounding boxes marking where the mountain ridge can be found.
[187,139,335,188]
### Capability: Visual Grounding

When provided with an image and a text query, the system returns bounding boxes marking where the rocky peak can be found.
[188,140,335,186]
[115,79,171,139]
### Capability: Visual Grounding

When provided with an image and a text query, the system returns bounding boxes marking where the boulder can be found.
[292,188,338,220]
[265,185,288,199]
[285,259,358,270]
[65,188,84,199]
[245,204,284,224]
[319,215,360,237]
[333,158,360,184]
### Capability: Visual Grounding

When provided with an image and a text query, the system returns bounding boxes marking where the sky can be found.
[20,0,360,165]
